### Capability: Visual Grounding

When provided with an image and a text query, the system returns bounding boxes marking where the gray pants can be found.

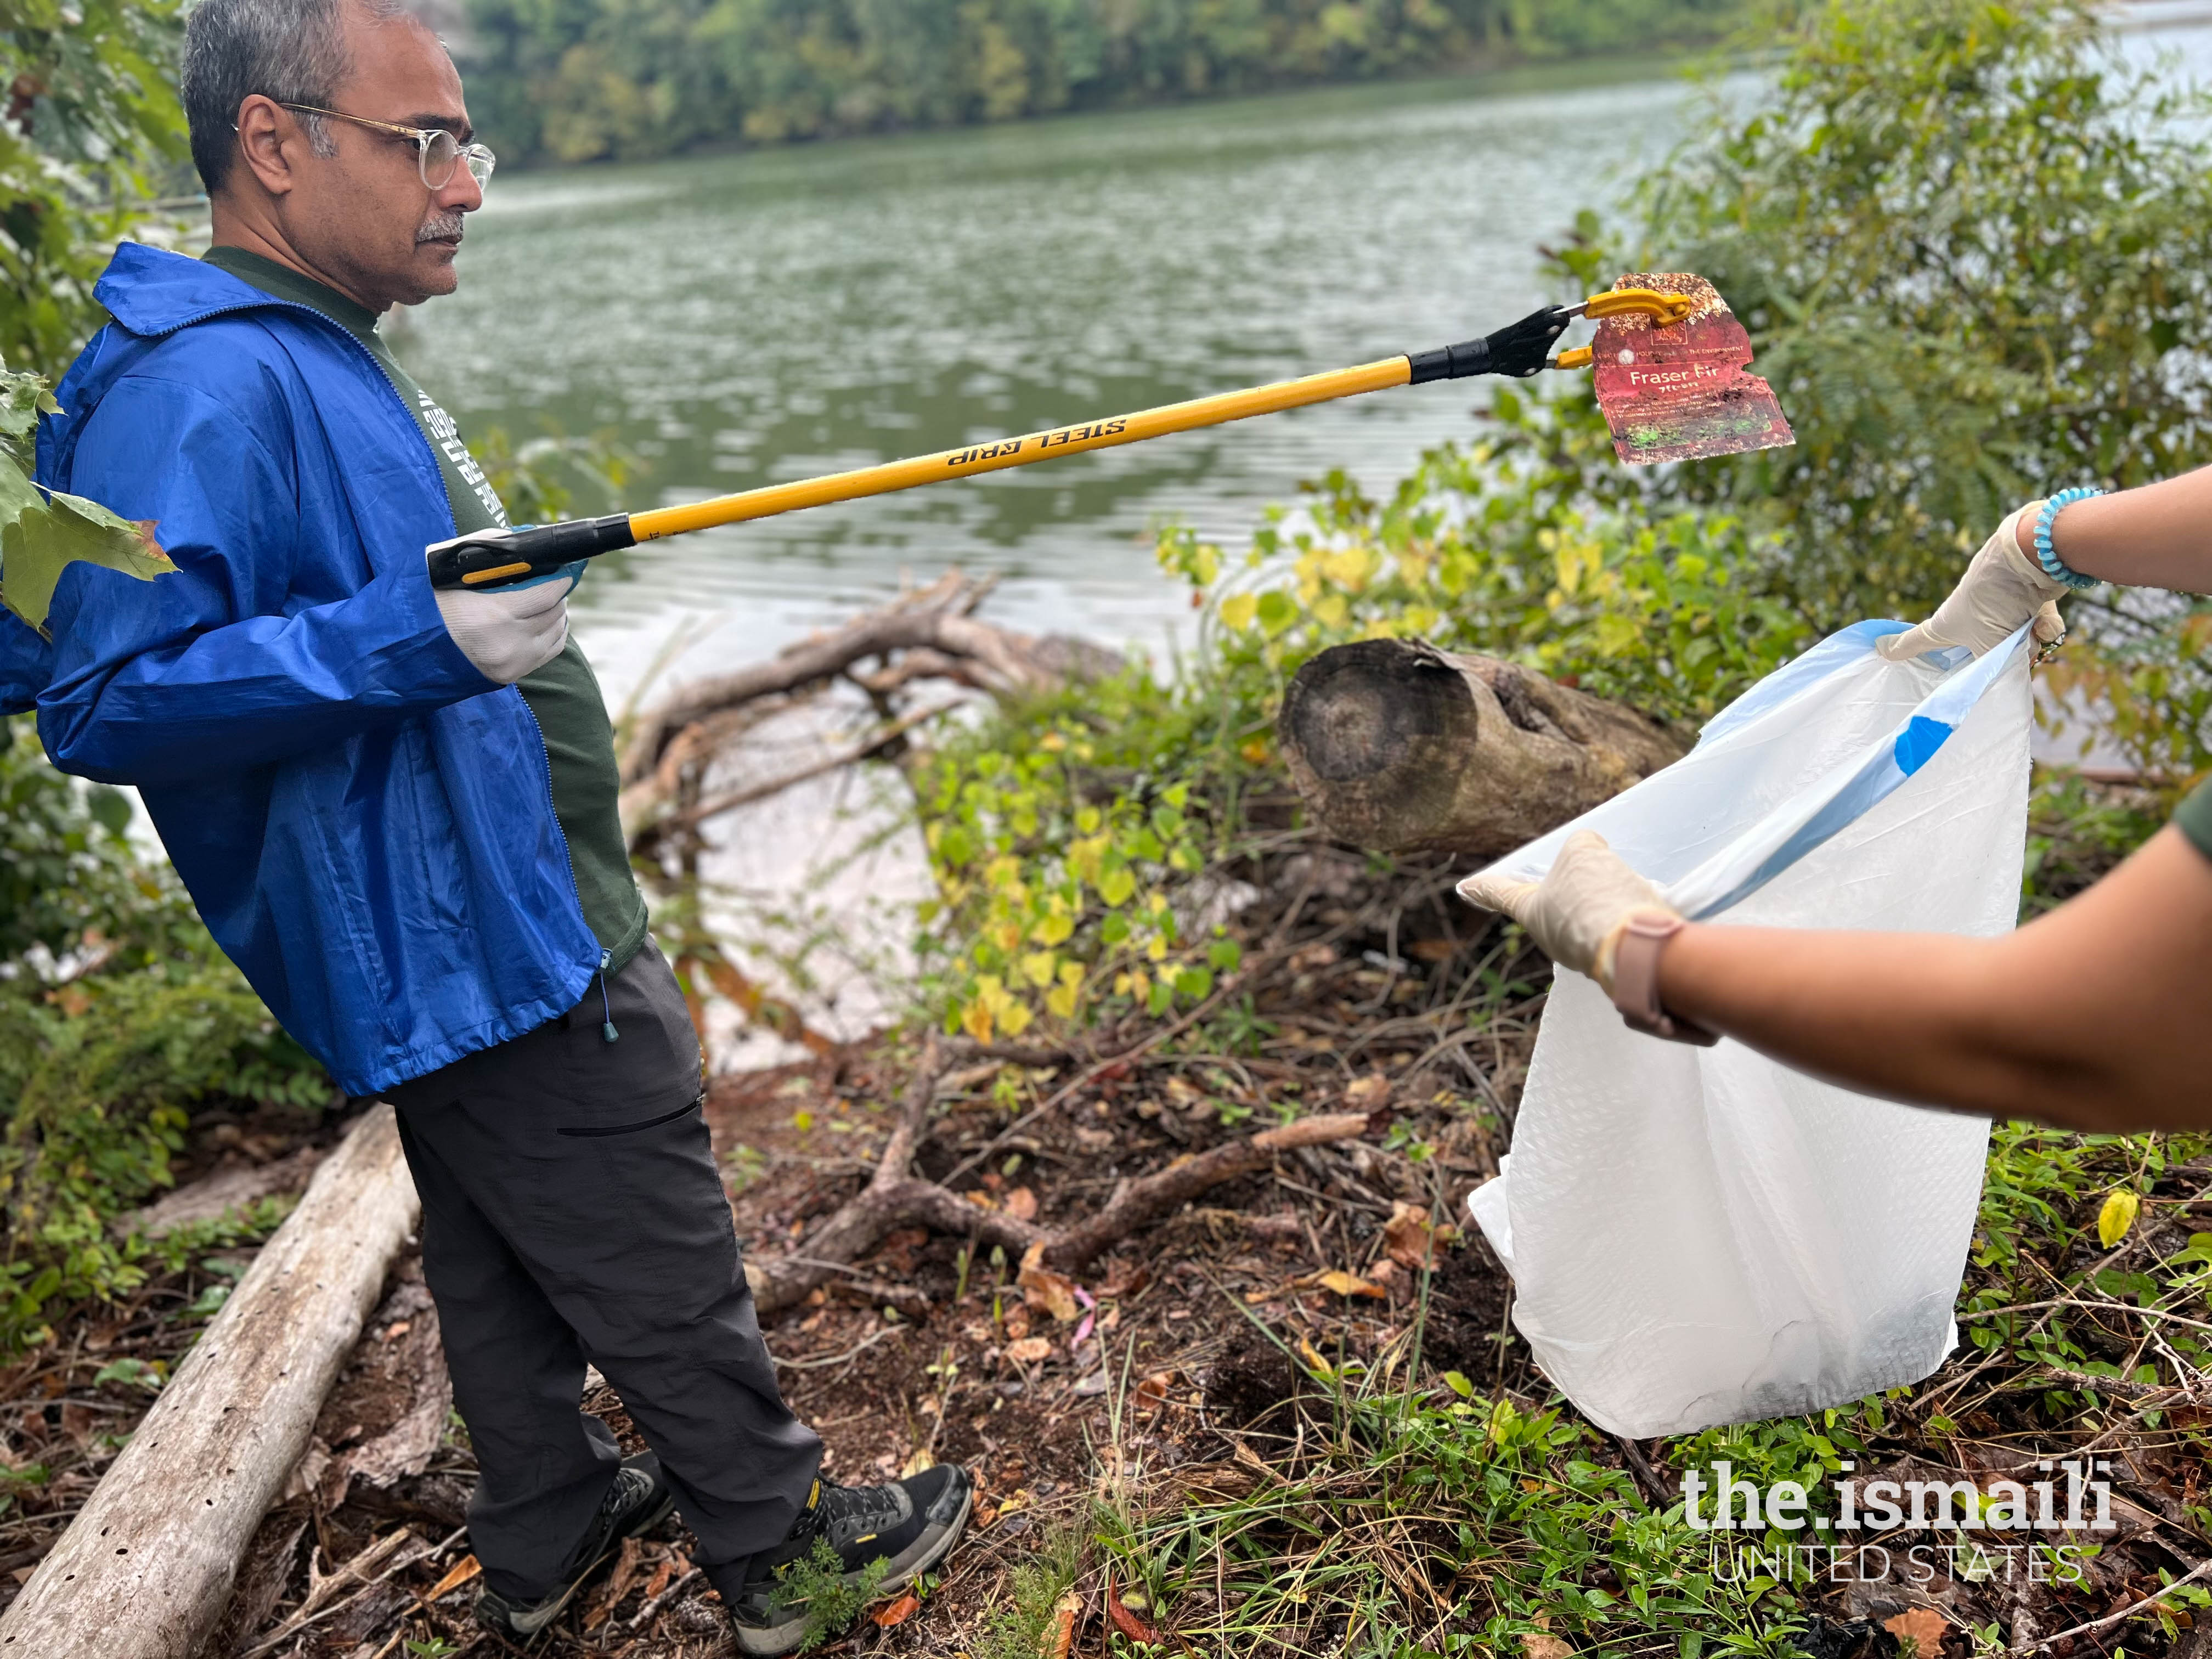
[386,944,820,1603]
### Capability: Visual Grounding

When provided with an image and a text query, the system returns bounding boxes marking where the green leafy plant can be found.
[767,1536,889,1652]
[1,351,177,637]
[1,0,190,377]
[0,716,332,1351]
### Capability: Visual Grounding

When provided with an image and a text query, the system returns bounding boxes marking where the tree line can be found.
[459,0,1751,165]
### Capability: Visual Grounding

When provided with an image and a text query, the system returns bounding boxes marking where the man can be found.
[0,0,968,1648]
[1464,489,2212,1132]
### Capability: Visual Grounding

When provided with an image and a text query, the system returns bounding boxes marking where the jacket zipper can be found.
[149,291,601,983]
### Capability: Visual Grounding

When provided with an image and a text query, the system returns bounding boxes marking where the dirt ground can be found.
[3,838,2208,1657]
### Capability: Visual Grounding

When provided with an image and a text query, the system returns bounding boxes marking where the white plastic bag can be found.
[1462,621,2032,1437]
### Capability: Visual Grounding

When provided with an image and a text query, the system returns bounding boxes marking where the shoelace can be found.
[809,1477,906,1543]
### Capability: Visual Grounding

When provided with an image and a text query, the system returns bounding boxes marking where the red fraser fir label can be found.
[1590,272,1795,465]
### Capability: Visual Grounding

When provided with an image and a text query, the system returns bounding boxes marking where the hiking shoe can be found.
[726,1464,974,1655]
[475,1451,675,1638]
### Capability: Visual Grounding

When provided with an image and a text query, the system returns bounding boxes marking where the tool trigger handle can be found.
[425,514,636,590]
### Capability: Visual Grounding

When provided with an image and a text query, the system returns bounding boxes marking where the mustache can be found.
[416,213,465,244]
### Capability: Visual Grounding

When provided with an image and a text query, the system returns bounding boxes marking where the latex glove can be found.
[1875,504,2068,662]
[1459,829,1679,989]
[432,563,579,684]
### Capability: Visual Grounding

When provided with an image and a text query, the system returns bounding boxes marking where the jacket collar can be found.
[94,241,326,338]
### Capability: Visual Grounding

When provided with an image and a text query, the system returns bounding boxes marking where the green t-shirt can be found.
[2175,778,2212,865]
[200,247,649,972]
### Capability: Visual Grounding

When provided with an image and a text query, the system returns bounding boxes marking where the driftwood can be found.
[619,571,1122,848]
[744,1039,1369,1317]
[1277,638,1687,858]
[0,1107,419,1659]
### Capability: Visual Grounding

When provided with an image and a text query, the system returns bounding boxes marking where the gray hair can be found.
[181,0,415,194]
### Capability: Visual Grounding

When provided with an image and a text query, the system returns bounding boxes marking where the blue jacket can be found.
[0,244,600,1096]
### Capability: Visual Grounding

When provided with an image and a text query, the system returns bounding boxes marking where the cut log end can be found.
[1278,639,1687,859]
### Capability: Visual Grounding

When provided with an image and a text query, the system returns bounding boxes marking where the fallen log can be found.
[618,571,1122,846]
[1276,638,1687,858]
[0,1105,419,1659]
[744,1040,1370,1316]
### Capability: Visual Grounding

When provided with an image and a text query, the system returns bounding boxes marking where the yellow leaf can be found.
[1045,978,1081,1020]
[1218,591,1259,630]
[2097,1189,2140,1249]
[998,1001,1033,1037]
[1020,950,1058,988]
[900,1447,936,1479]
[1296,1335,1333,1376]
[1030,911,1074,946]
[1314,1269,1387,1300]
[1523,1636,1575,1659]
[960,999,994,1044]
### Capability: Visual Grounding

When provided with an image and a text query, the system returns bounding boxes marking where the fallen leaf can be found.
[1296,1335,1333,1376]
[1344,1073,1392,1108]
[1311,1269,1386,1300]
[58,1402,96,1449]
[1047,1590,1079,1659]
[1408,938,1456,963]
[1523,1637,1574,1659]
[1004,1185,1039,1222]
[1383,1201,1457,1271]
[872,1590,922,1629]
[1007,1336,1053,1363]
[1003,1305,1032,1342]
[1099,1260,1149,1297]
[1018,1243,1081,1322]
[2098,1189,2140,1249]
[420,1553,482,1603]
[901,1447,936,1478]
[1883,1607,1949,1655]
[1106,1579,1164,1646]
[1136,1370,1176,1406]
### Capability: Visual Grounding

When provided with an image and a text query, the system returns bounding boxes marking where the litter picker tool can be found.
[427,274,1791,591]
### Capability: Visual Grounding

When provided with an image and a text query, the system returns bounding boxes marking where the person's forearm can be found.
[1652,829,2212,1133]
[2044,466,2212,592]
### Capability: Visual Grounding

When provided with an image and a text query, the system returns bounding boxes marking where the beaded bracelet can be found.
[2032,488,2103,591]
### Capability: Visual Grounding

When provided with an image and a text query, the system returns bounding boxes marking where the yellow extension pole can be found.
[424,287,1695,590]
[625,355,1415,543]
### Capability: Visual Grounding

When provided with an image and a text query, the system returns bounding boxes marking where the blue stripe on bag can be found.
[1893,715,1955,776]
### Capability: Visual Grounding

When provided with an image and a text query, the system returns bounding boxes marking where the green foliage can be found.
[466,425,637,526]
[0,717,332,1351]
[2,349,177,639]
[1098,1360,1806,1652]
[970,1523,1080,1659]
[462,0,1750,164]
[766,1536,889,1651]
[1623,0,2212,785]
[1,0,188,377]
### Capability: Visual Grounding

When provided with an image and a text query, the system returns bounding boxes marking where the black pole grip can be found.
[425,514,637,590]
[1408,303,1577,384]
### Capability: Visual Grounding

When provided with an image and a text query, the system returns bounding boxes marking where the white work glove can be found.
[1875,504,2068,662]
[432,563,579,684]
[1460,830,1679,989]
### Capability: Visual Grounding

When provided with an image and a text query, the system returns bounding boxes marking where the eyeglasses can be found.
[278,103,496,191]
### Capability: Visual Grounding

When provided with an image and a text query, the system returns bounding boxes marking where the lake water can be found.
[402,59,1705,702]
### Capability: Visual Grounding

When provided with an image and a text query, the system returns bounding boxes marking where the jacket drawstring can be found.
[599,949,619,1043]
